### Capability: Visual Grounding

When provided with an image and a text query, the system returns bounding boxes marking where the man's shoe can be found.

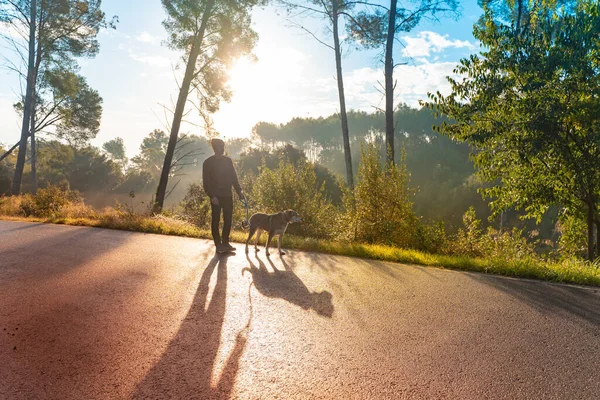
[224,243,236,252]
[216,244,228,254]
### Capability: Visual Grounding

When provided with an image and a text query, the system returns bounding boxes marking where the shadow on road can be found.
[133,254,247,400]
[0,221,45,234]
[243,254,334,318]
[472,274,600,327]
[0,223,128,282]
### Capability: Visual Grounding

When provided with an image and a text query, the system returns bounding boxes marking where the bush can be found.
[250,159,337,239]
[18,182,83,218]
[448,207,538,262]
[556,213,587,259]
[179,183,212,228]
[0,195,24,216]
[342,143,420,248]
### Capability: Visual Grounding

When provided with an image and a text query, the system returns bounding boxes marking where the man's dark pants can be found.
[211,196,233,246]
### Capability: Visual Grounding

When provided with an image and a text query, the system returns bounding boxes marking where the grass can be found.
[2,212,599,287]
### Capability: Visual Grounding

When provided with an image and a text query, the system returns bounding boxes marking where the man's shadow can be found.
[133,254,247,400]
[243,254,334,318]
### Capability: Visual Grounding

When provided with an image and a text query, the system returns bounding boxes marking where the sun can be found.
[212,49,310,140]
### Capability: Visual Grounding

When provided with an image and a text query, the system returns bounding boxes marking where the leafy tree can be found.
[102,137,128,170]
[33,141,122,194]
[427,1,600,260]
[154,0,266,212]
[347,0,459,165]
[280,0,376,189]
[0,0,116,194]
[237,144,343,204]
[131,130,170,181]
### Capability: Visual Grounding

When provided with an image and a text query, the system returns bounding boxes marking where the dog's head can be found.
[284,209,302,223]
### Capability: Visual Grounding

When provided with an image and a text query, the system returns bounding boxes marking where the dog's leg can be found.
[245,226,257,254]
[277,234,286,256]
[254,228,262,252]
[265,231,274,257]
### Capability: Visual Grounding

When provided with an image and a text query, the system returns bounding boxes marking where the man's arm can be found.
[202,160,213,198]
[230,158,244,200]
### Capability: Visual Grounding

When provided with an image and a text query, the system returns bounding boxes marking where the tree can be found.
[33,140,122,193]
[280,0,360,189]
[102,137,128,170]
[0,0,115,194]
[347,0,458,165]
[154,0,266,212]
[131,130,170,181]
[426,1,600,260]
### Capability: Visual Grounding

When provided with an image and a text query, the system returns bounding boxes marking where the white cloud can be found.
[136,31,162,45]
[401,31,475,58]
[128,50,172,69]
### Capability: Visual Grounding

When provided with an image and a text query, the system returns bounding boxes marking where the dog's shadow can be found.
[243,254,334,318]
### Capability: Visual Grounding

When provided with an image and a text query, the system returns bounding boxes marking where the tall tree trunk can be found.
[332,2,354,189]
[31,90,37,194]
[154,0,215,212]
[11,0,36,195]
[586,200,594,261]
[385,0,397,165]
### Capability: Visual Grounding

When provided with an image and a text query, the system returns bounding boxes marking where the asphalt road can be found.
[1,220,599,399]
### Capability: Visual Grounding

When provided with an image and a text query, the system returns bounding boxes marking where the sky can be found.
[0,0,484,158]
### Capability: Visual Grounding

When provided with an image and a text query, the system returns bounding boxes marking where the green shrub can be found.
[449,207,484,256]
[18,183,82,218]
[556,213,587,259]
[179,183,212,228]
[449,207,538,262]
[344,143,420,248]
[250,159,337,238]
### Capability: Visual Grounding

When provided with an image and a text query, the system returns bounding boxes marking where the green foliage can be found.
[161,0,264,117]
[250,159,336,239]
[347,143,419,248]
[39,70,103,144]
[426,0,600,259]
[179,183,212,228]
[130,130,169,181]
[556,213,587,259]
[237,145,343,205]
[102,137,127,169]
[19,182,82,218]
[250,107,481,227]
[449,207,538,262]
[1,0,114,144]
[34,141,122,193]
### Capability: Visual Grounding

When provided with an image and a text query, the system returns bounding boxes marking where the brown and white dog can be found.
[245,209,302,256]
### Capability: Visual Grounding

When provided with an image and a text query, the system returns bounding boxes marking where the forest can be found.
[0,0,598,267]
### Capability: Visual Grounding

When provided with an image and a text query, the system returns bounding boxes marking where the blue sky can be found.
[0,0,483,158]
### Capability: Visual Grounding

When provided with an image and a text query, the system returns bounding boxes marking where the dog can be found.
[245,209,302,256]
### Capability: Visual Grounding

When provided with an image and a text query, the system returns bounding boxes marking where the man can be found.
[202,138,245,254]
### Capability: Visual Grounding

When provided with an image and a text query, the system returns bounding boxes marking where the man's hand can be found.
[211,197,219,206]
[239,192,246,202]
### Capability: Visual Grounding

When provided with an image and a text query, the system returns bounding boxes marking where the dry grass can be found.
[2,207,599,287]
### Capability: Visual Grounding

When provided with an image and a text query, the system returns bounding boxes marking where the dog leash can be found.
[241,198,250,229]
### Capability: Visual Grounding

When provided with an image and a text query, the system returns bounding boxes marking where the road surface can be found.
[1,220,599,399]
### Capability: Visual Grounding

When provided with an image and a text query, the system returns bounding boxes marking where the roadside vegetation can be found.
[1,1,599,287]
[2,143,599,287]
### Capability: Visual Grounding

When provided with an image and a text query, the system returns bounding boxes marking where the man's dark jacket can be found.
[202,155,242,198]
